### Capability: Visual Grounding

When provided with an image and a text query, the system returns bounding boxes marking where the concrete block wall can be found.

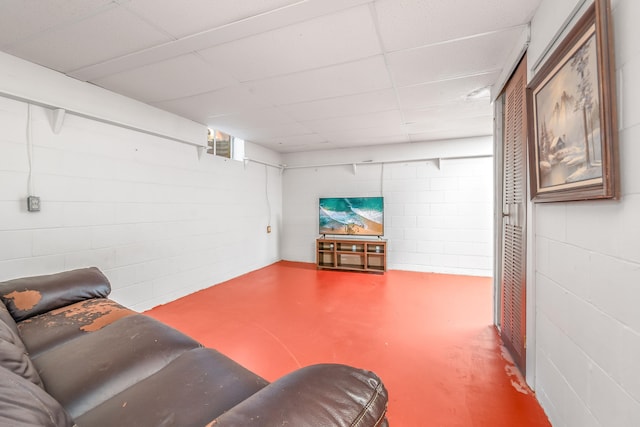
[0,97,282,311]
[529,0,640,425]
[282,162,384,263]
[384,157,493,275]
[281,140,494,276]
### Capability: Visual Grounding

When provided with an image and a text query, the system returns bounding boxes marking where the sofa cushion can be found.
[0,267,111,321]
[0,365,74,427]
[33,314,201,419]
[75,348,269,427]
[17,298,135,357]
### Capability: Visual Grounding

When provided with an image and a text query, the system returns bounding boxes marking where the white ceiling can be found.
[0,0,542,153]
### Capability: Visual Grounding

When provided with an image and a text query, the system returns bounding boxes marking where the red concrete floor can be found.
[146,261,550,426]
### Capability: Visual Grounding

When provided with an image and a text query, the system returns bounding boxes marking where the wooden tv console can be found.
[316,237,387,273]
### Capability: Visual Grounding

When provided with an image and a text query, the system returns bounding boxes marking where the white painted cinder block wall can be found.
[281,137,494,276]
[0,91,282,312]
[529,0,640,425]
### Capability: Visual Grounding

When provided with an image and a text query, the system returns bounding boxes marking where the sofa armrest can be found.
[0,267,111,322]
[211,364,388,427]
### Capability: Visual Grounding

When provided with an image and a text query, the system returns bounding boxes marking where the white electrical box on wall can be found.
[27,196,40,212]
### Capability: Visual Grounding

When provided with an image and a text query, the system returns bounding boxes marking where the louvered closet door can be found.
[500,56,527,374]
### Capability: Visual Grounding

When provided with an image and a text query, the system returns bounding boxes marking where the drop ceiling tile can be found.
[406,117,493,136]
[198,5,381,82]
[263,137,337,153]
[319,126,409,144]
[279,89,398,122]
[125,0,302,38]
[404,99,492,123]
[261,141,326,153]
[248,133,327,153]
[403,100,492,133]
[409,117,493,142]
[374,0,542,51]
[0,0,115,47]
[261,133,326,145]
[93,54,238,103]
[397,71,500,109]
[207,108,298,133]
[153,85,271,123]
[6,7,172,73]
[387,26,524,87]
[303,110,404,133]
[234,123,314,142]
[248,55,393,106]
[325,133,411,149]
[352,135,411,146]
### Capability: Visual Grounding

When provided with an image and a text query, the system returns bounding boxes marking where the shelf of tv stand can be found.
[316,237,387,274]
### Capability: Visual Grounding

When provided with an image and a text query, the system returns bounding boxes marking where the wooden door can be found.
[500,55,528,374]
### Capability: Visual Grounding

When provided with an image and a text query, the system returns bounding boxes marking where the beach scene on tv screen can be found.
[319,197,384,236]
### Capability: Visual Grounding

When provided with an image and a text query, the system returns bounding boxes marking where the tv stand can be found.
[316,237,387,274]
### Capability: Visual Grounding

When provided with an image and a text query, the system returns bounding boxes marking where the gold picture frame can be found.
[527,0,619,202]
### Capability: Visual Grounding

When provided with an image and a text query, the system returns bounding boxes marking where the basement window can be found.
[207,129,244,161]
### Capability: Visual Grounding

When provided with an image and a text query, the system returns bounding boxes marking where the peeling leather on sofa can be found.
[78,301,134,333]
[2,290,42,311]
[59,299,133,333]
[21,299,135,333]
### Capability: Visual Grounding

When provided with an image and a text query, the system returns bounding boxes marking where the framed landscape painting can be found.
[527,0,618,202]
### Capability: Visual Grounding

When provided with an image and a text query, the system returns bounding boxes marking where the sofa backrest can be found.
[0,267,111,322]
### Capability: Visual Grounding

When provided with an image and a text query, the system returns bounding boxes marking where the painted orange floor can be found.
[146,261,550,426]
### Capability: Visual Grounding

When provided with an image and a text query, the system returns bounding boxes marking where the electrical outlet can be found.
[267,225,272,233]
[27,196,41,212]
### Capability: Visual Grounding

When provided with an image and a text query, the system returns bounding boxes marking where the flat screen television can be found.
[319,197,384,237]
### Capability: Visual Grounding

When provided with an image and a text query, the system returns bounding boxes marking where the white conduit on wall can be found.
[26,104,35,196]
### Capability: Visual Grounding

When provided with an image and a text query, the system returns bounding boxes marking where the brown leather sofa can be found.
[0,267,388,426]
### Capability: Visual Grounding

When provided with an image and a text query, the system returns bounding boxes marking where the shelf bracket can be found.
[51,108,66,134]
[352,163,357,175]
